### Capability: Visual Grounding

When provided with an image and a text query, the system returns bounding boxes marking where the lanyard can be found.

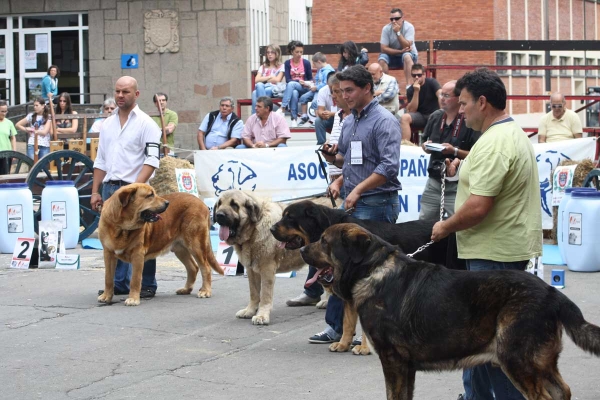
[439,113,464,139]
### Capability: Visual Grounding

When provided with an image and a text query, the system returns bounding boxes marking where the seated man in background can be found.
[314,72,338,145]
[238,97,291,149]
[299,52,335,125]
[538,92,583,143]
[368,63,399,115]
[400,63,441,141]
[197,96,243,150]
[151,92,178,150]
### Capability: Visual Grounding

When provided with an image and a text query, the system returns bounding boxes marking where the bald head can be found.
[440,80,460,113]
[116,76,138,91]
[550,92,567,118]
[550,92,565,103]
[114,76,140,113]
[442,80,457,94]
[368,63,383,82]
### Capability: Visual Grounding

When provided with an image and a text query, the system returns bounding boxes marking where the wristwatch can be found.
[396,31,401,36]
[454,147,459,157]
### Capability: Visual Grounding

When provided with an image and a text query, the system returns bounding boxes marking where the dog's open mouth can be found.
[304,266,334,288]
[276,235,305,250]
[141,210,162,222]
[219,225,237,241]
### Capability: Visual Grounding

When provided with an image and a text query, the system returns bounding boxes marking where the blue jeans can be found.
[462,259,528,400]
[315,116,334,145]
[251,83,273,114]
[235,143,287,149]
[27,145,49,160]
[102,182,157,292]
[281,81,309,119]
[299,89,316,106]
[325,191,400,335]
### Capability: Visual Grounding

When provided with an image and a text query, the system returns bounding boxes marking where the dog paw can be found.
[197,289,212,298]
[252,315,270,325]
[97,294,113,304]
[124,297,141,306]
[329,341,350,352]
[316,299,328,309]
[236,308,257,319]
[352,344,371,355]
[175,287,193,295]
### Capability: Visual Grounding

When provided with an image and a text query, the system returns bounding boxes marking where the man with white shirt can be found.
[314,72,337,145]
[91,76,162,299]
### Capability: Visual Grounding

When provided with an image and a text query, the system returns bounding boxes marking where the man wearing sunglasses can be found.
[378,8,418,87]
[401,63,442,140]
[538,92,583,143]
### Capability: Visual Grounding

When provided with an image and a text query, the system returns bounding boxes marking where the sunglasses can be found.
[551,104,564,109]
[390,16,402,21]
[411,73,424,78]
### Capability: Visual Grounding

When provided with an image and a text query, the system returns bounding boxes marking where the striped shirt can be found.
[338,98,402,196]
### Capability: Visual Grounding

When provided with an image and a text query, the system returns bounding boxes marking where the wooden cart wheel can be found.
[582,168,600,190]
[26,150,100,242]
[0,150,34,175]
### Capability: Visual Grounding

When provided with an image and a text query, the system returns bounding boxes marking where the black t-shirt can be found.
[406,77,442,116]
[422,109,481,176]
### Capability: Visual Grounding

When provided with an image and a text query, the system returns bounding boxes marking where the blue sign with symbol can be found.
[121,54,139,69]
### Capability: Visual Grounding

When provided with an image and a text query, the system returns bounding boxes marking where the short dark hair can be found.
[336,65,374,95]
[257,96,273,112]
[0,100,7,108]
[287,40,304,55]
[411,63,425,72]
[455,68,507,111]
[153,92,168,103]
[312,52,327,63]
[390,8,403,16]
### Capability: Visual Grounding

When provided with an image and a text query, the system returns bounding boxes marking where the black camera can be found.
[427,159,445,179]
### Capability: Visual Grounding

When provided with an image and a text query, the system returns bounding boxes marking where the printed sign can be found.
[175,169,199,197]
[568,212,582,245]
[51,201,67,229]
[7,204,24,233]
[24,51,37,70]
[551,165,576,206]
[10,237,35,269]
[121,54,139,69]
[216,242,238,276]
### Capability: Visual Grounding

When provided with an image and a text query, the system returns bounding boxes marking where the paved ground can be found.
[1,240,600,400]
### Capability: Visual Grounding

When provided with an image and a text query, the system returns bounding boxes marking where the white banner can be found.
[194,137,597,226]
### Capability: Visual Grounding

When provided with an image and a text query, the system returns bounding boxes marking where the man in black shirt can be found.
[419,80,480,220]
[401,63,442,140]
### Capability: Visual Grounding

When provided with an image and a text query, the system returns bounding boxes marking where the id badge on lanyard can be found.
[350,117,363,165]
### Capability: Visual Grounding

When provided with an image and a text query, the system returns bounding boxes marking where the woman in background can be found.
[276,40,313,127]
[15,97,51,160]
[337,41,369,71]
[41,65,59,104]
[55,92,78,135]
[251,44,285,114]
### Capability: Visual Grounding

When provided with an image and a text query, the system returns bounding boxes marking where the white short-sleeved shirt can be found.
[317,85,334,110]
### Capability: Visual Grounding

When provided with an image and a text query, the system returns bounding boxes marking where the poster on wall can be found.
[0,49,5,70]
[24,51,37,70]
[35,34,48,53]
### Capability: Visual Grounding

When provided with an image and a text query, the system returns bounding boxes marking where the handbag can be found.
[271,82,287,98]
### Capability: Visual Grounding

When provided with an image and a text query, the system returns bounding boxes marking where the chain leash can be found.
[407,164,446,258]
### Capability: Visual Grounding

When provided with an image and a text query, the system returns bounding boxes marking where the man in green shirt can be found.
[431,68,542,400]
[151,92,178,149]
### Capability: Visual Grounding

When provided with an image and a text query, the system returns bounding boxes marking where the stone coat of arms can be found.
[144,10,180,53]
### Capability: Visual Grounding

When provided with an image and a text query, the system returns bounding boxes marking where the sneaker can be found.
[351,335,362,347]
[291,119,298,128]
[298,116,310,126]
[308,331,337,344]
[286,293,320,307]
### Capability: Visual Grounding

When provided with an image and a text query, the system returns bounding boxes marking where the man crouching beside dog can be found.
[91,76,223,306]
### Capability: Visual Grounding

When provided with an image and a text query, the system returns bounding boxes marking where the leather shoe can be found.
[139,288,156,299]
[98,289,129,296]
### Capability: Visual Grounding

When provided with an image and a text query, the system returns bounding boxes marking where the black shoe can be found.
[98,289,129,296]
[457,395,465,400]
[140,288,156,299]
[351,335,362,347]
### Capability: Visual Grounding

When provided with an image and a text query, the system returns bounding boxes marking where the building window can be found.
[551,56,558,76]
[586,58,596,77]
[559,56,570,77]
[529,54,541,76]
[574,58,583,76]
[511,53,523,76]
[496,52,508,75]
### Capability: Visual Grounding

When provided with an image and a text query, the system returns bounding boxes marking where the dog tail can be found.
[206,218,225,275]
[559,293,600,356]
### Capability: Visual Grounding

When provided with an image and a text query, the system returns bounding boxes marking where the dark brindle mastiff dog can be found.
[270,200,462,355]
[301,223,600,400]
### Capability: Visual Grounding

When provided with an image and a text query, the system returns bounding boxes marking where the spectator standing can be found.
[15,97,52,160]
[431,68,542,400]
[151,92,178,149]
[197,97,243,150]
[277,41,313,127]
[239,97,290,149]
[538,92,583,143]
[54,92,79,135]
[314,65,401,345]
[41,65,59,104]
[378,8,418,87]
[299,52,335,125]
[368,63,399,115]
[91,76,162,299]
[337,41,369,71]
[251,44,285,114]
[401,63,441,141]
[419,80,480,220]
[0,101,17,174]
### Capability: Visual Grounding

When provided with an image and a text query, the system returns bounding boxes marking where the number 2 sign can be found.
[10,237,35,269]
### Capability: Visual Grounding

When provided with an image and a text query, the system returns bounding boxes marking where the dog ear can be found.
[342,227,371,264]
[245,197,261,223]
[117,188,136,208]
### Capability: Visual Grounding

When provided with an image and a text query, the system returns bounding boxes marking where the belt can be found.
[362,191,398,198]
[106,179,131,186]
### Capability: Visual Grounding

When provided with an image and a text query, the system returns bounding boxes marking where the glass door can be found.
[0,17,11,104]
[20,30,51,102]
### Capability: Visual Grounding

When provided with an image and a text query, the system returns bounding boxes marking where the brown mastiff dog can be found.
[97,183,223,306]
[301,223,600,400]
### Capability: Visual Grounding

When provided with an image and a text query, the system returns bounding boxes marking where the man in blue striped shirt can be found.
[313,65,401,347]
